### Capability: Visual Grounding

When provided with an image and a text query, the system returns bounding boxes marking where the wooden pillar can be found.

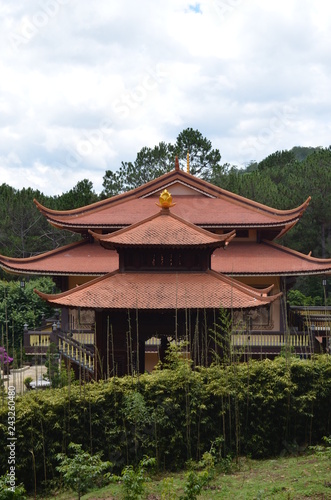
[139,339,145,374]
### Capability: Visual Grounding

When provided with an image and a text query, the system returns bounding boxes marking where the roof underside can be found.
[35,270,280,310]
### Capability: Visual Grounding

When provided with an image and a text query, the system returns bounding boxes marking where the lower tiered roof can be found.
[35,269,280,310]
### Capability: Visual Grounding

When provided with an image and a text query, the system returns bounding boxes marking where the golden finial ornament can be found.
[187,151,190,173]
[156,189,175,209]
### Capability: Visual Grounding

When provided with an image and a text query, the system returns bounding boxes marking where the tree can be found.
[101,128,224,196]
[0,277,54,349]
[276,149,331,258]
[102,142,173,197]
[56,443,112,500]
[257,149,296,173]
[54,179,98,210]
[172,127,223,179]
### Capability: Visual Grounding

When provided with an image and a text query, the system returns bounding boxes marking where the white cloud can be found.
[0,0,330,195]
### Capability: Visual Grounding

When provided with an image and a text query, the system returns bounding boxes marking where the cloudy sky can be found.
[1,0,330,195]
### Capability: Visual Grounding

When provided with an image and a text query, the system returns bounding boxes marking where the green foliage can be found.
[56,442,112,500]
[0,184,77,258]
[119,456,156,500]
[0,277,54,349]
[44,345,75,388]
[180,470,209,500]
[45,343,60,387]
[54,179,98,210]
[180,453,214,500]
[309,435,331,460]
[0,356,330,494]
[0,474,26,499]
[172,127,223,179]
[159,477,178,500]
[101,128,223,196]
[23,376,32,389]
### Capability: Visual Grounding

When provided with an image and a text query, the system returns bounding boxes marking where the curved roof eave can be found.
[35,269,282,310]
[33,169,311,222]
[214,240,331,277]
[0,240,118,276]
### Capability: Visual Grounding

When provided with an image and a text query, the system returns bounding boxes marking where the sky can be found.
[0,0,330,196]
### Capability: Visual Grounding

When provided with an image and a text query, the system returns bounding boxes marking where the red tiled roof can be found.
[2,240,329,278]
[91,208,236,248]
[34,169,310,231]
[0,241,118,275]
[212,241,331,276]
[42,196,305,229]
[35,270,281,310]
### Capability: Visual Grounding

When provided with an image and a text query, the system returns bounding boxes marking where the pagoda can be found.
[0,162,330,377]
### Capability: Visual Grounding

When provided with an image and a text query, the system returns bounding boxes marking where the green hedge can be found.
[0,356,330,492]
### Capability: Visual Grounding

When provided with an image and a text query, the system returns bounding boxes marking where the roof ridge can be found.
[34,169,311,221]
[91,207,236,245]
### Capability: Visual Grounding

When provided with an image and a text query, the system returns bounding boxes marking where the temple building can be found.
[0,162,330,377]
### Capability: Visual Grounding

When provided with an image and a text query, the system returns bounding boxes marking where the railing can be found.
[72,332,94,345]
[289,306,331,335]
[231,333,310,348]
[24,333,52,354]
[58,334,94,373]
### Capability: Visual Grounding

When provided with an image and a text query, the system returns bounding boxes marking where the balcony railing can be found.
[58,333,94,373]
[231,332,310,348]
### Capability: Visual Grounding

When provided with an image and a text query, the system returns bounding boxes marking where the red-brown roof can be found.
[0,241,117,276]
[35,269,281,310]
[91,208,236,248]
[212,241,331,276]
[1,240,330,278]
[34,169,310,232]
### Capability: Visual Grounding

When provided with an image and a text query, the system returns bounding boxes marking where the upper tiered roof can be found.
[33,169,310,236]
[34,188,281,310]
[0,167,329,279]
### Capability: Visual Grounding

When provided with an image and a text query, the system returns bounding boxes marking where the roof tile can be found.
[36,270,280,310]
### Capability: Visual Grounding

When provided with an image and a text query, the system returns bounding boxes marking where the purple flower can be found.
[0,346,13,364]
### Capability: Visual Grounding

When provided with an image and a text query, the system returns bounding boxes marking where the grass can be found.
[36,451,331,499]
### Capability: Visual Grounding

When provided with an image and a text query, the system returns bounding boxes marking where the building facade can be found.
[1,164,330,377]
